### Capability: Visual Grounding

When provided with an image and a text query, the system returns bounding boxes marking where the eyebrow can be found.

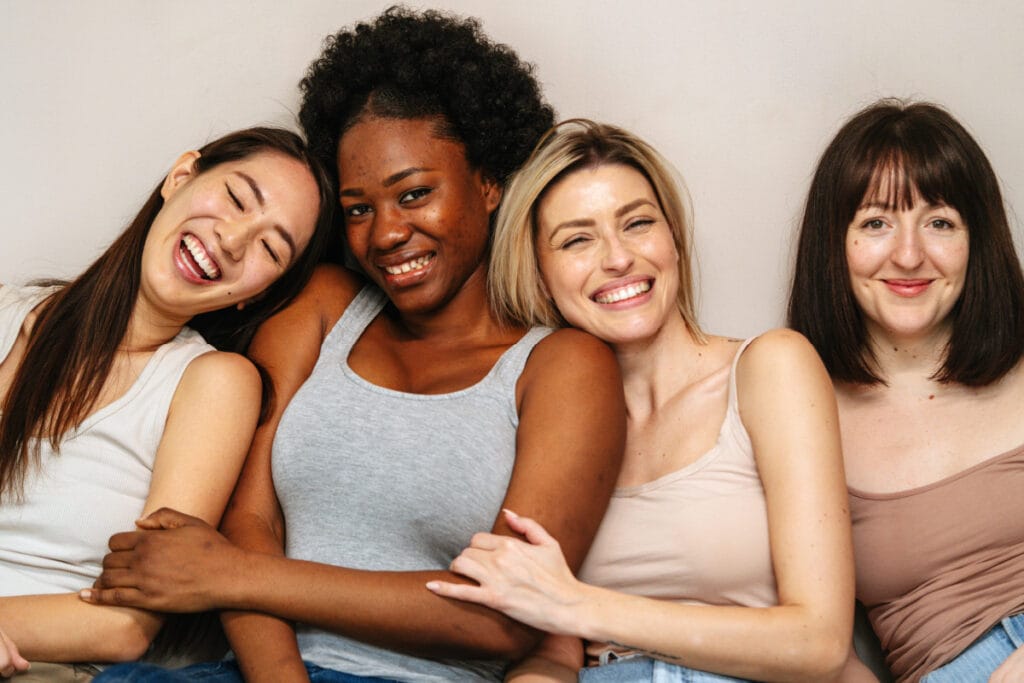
[237,172,265,207]
[339,167,433,197]
[547,198,658,237]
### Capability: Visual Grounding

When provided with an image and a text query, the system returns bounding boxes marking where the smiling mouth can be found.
[382,254,433,276]
[594,280,652,304]
[180,234,221,280]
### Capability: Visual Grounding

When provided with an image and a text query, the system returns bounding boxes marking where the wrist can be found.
[562,580,604,642]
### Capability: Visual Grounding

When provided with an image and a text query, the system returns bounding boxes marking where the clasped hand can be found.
[79,507,238,612]
[426,509,586,635]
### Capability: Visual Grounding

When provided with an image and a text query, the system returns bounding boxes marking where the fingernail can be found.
[79,589,92,600]
[503,508,519,518]
[425,581,439,591]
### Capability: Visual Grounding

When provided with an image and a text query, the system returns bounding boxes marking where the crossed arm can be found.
[83,266,627,682]
[2,350,259,666]
[431,330,856,683]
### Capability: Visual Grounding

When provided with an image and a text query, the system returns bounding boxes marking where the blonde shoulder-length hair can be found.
[488,118,703,340]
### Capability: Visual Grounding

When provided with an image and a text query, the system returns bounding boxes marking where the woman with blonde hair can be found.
[427,119,854,682]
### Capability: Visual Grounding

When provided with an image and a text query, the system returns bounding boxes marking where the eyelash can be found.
[400,187,431,203]
[262,239,281,265]
[226,184,244,211]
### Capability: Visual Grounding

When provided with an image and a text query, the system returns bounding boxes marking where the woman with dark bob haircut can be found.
[0,126,333,680]
[789,100,1024,682]
[87,8,625,683]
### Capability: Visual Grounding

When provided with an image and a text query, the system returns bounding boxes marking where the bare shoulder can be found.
[525,327,618,375]
[179,351,261,401]
[249,264,364,369]
[737,328,827,379]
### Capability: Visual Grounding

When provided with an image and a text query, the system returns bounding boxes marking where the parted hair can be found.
[488,118,703,340]
[0,127,335,501]
[788,99,1024,386]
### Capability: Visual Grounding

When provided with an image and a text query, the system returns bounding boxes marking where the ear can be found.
[481,174,503,214]
[160,151,202,201]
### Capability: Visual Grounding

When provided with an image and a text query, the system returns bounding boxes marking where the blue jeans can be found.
[578,656,752,682]
[94,660,397,682]
[921,613,1024,682]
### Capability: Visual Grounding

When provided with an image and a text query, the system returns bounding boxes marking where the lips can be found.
[177,233,221,282]
[883,279,931,297]
[592,279,652,305]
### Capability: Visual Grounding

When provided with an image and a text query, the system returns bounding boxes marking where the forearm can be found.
[222,552,537,660]
[220,507,308,681]
[573,585,848,683]
[0,593,160,662]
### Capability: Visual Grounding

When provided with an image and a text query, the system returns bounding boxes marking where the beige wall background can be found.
[2,0,1021,337]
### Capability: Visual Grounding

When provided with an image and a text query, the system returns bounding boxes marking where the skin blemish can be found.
[929,394,935,400]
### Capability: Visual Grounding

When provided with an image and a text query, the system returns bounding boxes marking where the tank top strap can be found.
[726,336,759,413]
[319,285,388,362]
[0,285,59,365]
[489,326,554,389]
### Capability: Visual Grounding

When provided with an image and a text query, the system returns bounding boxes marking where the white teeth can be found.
[182,234,220,280]
[384,254,432,275]
[595,281,651,304]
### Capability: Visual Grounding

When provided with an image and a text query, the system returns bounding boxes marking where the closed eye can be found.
[560,235,591,249]
[262,239,281,266]
[625,218,655,231]
[226,183,244,211]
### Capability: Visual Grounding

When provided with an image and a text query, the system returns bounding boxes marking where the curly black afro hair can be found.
[298,6,554,189]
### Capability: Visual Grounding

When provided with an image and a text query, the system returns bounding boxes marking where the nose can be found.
[601,232,635,273]
[891,224,925,270]
[368,205,414,252]
[214,219,256,262]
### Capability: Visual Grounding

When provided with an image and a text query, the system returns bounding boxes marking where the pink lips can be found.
[884,279,931,297]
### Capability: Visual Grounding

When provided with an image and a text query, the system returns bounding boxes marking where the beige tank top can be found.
[849,443,1024,682]
[578,338,777,663]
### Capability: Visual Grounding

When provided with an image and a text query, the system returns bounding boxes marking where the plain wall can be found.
[2,0,1022,337]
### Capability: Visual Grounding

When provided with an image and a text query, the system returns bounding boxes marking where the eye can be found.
[262,239,282,266]
[344,203,371,218]
[625,218,655,231]
[226,183,244,211]
[930,218,955,230]
[560,235,591,250]
[399,187,431,204]
[862,218,886,230]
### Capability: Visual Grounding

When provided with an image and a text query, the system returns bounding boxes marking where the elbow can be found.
[784,634,850,683]
[93,617,156,662]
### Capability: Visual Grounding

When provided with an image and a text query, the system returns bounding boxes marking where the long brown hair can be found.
[0,127,334,500]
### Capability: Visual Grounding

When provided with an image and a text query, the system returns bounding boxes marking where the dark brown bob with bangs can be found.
[788,99,1024,386]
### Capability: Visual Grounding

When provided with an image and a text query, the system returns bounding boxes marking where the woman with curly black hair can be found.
[88,8,625,683]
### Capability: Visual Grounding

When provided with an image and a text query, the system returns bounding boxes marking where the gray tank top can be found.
[272,285,552,682]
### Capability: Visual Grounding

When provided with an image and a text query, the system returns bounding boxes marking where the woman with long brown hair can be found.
[0,126,333,680]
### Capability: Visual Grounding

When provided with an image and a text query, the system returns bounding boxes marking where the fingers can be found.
[424,580,496,608]
[503,509,558,548]
[0,629,29,678]
[136,507,201,530]
[107,530,143,552]
[79,586,147,607]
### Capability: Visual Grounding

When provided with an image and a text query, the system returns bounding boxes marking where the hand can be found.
[990,645,1024,682]
[79,507,243,612]
[426,509,586,635]
[0,627,29,678]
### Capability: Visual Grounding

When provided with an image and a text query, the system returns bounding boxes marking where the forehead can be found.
[540,164,657,217]
[335,116,470,185]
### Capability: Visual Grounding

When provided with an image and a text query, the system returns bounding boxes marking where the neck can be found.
[612,311,706,420]
[866,321,952,386]
[125,298,188,353]
[392,267,516,343]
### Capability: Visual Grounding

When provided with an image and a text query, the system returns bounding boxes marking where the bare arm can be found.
[505,634,582,683]
[4,349,258,663]
[430,329,854,682]
[85,299,625,662]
